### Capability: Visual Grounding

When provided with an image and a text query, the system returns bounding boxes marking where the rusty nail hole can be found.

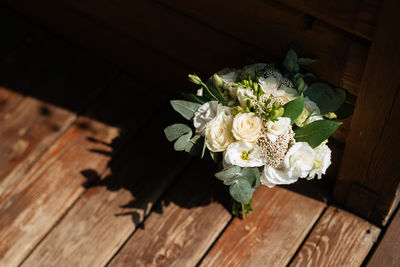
[366,229,371,234]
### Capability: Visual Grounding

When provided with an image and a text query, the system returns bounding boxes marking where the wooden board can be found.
[0,75,163,266]
[276,0,381,40]
[0,87,24,117]
[368,208,400,266]
[22,109,190,267]
[2,0,191,96]
[108,160,232,267]
[200,187,326,266]
[333,0,400,225]
[290,206,380,266]
[155,0,369,96]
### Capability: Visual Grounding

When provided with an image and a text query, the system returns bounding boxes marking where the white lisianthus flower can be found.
[265,117,291,142]
[205,112,234,152]
[260,166,299,188]
[236,87,255,109]
[295,97,323,127]
[260,142,315,187]
[279,86,299,104]
[193,101,230,135]
[224,142,265,167]
[232,112,262,143]
[308,144,331,179]
[258,76,285,97]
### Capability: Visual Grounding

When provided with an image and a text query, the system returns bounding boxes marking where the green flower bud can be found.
[274,107,284,117]
[273,101,279,109]
[246,99,252,109]
[324,112,337,119]
[212,74,223,88]
[188,74,202,85]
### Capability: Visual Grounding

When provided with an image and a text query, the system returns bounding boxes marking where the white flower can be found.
[258,76,285,97]
[308,144,331,179]
[197,88,203,96]
[265,117,291,142]
[193,101,230,135]
[224,142,265,167]
[232,112,262,143]
[205,113,235,152]
[260,142,315,187]
[295,97,323,127]
[260,166,298,188]
[279,86,299,104]
[236,87,255,109]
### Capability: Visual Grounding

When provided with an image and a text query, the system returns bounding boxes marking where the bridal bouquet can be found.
[164,47,349,218]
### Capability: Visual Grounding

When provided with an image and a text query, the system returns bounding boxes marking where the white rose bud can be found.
[205,113,235,152]
[232,112,262,143]
[265,117,291,142]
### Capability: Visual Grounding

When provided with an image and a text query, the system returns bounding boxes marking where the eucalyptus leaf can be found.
[283,49,299,73]
[229,179,253,204]
[170,100,201,120]
[174,132,192,151]
[164,123,192,142]
[283,95,304,124]
[185,135,204,156]
[241,167,261,188]
[294,120,342,148]
[215,166,242,185]
[298,58,316,65]
[304,83,346,113]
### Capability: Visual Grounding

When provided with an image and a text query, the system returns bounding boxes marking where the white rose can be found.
[232,112,262,143]
[236,87,255,109]
[295,97,323,127]
[258,76,285,97]
[205,113,234,152]
[265,117,291,142]
[283,142,315,178]
[308,144,331,179]
[224,142,265,167]
[260,166,298,188]
[279,86,299,104]
[193,101,230,135]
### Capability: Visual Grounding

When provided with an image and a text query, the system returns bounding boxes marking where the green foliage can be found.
[215,166,242,185]
[170,100,201,120]
[205,79,226,106]
[335,102,354,119]
[229,179,252,205]
[304,83,346,114]
[294,120,342,148]
[184,93,208,104]
[283,49,299,73]
[298,57,316,65]
[283,95,304,124]
[241,167,261,188]
[295,77,305,94]
[164,123,192,142]
[185,135,204,156]
[174,133,192,151]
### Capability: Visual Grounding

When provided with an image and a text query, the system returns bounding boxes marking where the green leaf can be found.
[174,132,192,151]
[304,83,346,113]
[294,120,342,148]
[205,80,227,105]
[241,167,261,188]
[335,103,354,119]
[184,93,209,104]
[298,58,316,65]
[185,135,204,156]
[215,166,242,185]
[170,100,201,120]
[164,123,192,142]
[229,179,252,204]
[296,77,305,94]
[283,95,304,124]
[283,49,299,73]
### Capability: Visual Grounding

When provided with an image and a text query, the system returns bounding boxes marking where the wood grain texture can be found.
[0,75,163,266]
[109,160,232,267]
[0,87,24,117]
[276,0,381,40]
[156,0,369,96]
[22,109,190,267]
[333,0,400,224]
[368,208,400,266]
[290,206,380,267]
[2,0,191,96]
[200,187,326,267]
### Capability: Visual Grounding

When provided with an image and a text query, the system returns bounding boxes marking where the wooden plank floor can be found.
[0,6,397,267]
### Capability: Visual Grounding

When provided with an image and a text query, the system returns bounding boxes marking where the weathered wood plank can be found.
[22,109,190,267]
[155,0,369,96]
[0,75,163,266]
[108,160,232,267]
[333,0,400,225]
[200,187,326,267]
[367,208,400,266]
[2,0,191,96]
[290,206,380,267]
[0,87,24,117]
[276,0,381,40]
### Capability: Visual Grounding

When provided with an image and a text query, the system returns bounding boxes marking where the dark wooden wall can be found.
[3,0,399,225]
